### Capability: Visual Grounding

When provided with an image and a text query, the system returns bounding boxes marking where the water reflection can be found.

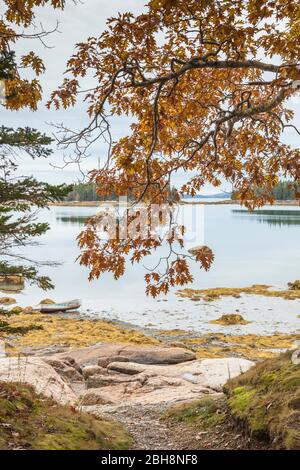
[56,215,88,225]
[232,209,300,227]
[9,205,300,335]
[0,274,25,294]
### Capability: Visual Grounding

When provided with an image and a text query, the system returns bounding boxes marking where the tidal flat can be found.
[0,308,299,362]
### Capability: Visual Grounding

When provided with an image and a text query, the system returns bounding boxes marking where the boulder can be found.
[195,357,254,390]
[84,358,254,414]
[54,343,196,366]
[106,357,254,391]
[86,373,139,389]
[120,345,195,365]
[44,357,83,383]
[60,366,83,382]
[54,343,125,365]
[82,365,107,379]
[80,388,121,406]
[21,344,69,356]
[81,358,255,411]
[62,356,83,373]
[98,355,129,368]
[82,375,206,410]
[44,343,254,411]
[107,362,145,375]
[44,358,67,371]
[0,357,77,405]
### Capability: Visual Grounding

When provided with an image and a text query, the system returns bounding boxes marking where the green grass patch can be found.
[224,351,300,449]
[164,397,226,428]
[0,382,132,450]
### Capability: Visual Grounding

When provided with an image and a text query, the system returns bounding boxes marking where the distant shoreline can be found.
[50,199,300,207]
[181,199,300,206]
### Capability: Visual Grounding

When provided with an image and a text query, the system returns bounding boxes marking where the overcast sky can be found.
[1,0,299,193]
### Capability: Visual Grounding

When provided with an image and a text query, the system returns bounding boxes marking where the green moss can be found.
[260,372,278,384]
[164,397,226,428]
[224,352,300,448]
[228,386,256,414]
[0,382,132,450]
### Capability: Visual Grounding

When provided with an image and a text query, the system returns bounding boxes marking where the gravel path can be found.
[103,398,271,450]
[88,401,190,449]
[106,403,179,450]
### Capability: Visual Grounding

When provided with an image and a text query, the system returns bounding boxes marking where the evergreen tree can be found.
[0,53,72,289]
[232,181,299,202]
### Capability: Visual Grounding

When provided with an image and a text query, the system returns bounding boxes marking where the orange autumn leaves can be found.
[3,1,300,295]
[1,0,66,110]
[48,0,300,295]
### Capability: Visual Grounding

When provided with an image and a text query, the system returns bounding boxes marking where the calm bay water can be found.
[9,204,300,335]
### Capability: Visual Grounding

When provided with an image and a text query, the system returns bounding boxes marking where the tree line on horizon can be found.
[65,182,178,202]
[232,181,300,201]
[66,181,299,202]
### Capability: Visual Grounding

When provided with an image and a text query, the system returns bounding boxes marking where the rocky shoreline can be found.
[1,295,300,449]
[1,338,298,449]
[1,308,300,361]
[0,342,255,450]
